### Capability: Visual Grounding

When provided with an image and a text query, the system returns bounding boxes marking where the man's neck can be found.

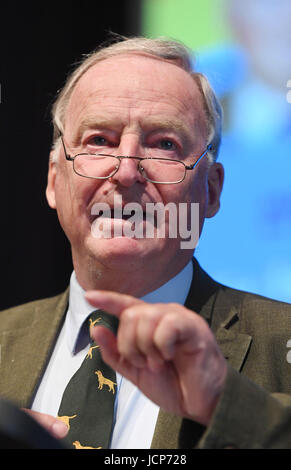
[72,253,194,298]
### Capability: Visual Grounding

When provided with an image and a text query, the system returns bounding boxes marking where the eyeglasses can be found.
[60,136,212,185]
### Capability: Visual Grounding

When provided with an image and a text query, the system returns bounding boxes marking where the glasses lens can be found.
[140,159,185,183]
[74,154,119,179]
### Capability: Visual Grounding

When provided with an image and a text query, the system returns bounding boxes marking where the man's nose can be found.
[110,136,146,187]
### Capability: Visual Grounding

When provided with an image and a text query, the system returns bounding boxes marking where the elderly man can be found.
[1,36,291,449]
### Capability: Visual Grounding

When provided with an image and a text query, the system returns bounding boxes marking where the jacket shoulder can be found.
[220,284,291,312]
[0,290,69,331]
[190,258,291,329]
[216,284,291,331]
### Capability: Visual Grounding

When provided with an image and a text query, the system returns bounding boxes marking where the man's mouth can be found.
[91,208,147,222]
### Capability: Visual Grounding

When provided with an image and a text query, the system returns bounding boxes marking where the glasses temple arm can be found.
[186,144,213,170]
[58,132,73,161]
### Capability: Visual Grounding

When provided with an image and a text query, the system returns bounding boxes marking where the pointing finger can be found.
[22,409,68,439]
[85,290,143,318]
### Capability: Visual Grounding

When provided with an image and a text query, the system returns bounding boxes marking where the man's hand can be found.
[22,409,68,439]
[85,290,228,426]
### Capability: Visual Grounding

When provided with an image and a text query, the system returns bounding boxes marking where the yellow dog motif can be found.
[89,317,102,336]
[86,345,100,359]
[57,415,77,430]
[73,440,102,449]
[95,370,116,393]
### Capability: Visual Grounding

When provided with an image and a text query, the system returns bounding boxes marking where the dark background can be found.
[0,1,142,310]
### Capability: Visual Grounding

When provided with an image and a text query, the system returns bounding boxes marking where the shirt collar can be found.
[66,260,194,355]
[65,271,96,354]
[140,260,193,305]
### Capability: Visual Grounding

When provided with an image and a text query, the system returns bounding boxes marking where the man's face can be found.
[46,54,223,290]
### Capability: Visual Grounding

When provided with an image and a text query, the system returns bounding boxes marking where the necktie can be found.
[57,310,118,449]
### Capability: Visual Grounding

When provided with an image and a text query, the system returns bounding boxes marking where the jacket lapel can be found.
[214,306,252,371]
[151,259,252,448]
[0,290,68,407]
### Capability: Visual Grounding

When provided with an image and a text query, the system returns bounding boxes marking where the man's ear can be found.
[206,162,224,218]
[46,154,57,209]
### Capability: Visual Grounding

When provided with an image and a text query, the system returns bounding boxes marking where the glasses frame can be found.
[60,135,212,185]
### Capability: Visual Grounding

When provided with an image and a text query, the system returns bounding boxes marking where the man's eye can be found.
[159,140,175,150]
[92,136,108,146]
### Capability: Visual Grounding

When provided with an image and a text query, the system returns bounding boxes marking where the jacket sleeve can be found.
[195,364,291,449]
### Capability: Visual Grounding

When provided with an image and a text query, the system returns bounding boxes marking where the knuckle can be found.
[162,311,179,328]
[122,306,137,322]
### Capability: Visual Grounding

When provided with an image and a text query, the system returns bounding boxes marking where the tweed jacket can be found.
[1,258,291,449]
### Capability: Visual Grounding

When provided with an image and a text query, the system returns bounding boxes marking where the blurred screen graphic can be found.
[142,0,291,303]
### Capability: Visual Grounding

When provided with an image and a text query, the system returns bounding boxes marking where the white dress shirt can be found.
[32,261,193,448]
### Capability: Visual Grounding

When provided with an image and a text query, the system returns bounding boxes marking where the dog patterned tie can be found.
[57,310,118,449]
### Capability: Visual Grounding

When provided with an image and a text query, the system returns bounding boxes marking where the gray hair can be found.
[51,36,222,163]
